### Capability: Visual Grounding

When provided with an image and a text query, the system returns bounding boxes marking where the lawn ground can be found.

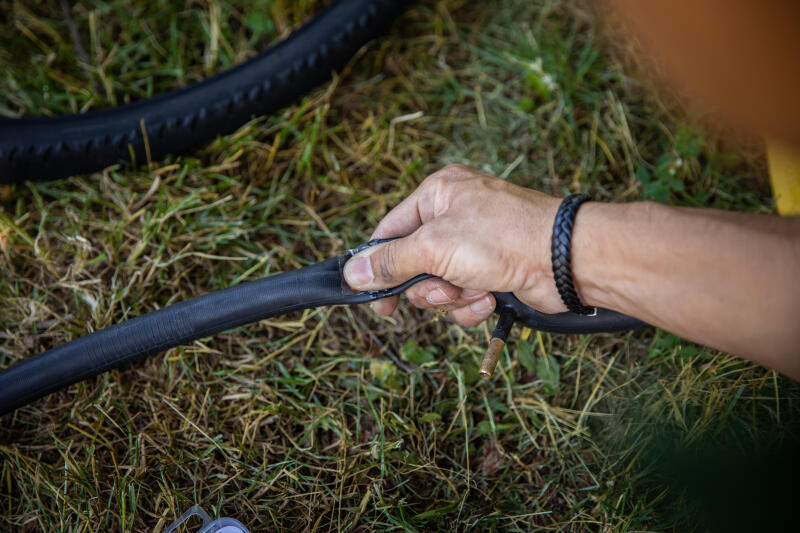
[1,1,798,531]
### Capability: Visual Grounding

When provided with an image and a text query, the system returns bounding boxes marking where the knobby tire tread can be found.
[0,0,407,183]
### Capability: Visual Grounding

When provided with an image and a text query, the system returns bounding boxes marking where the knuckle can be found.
[422,166,480,219]
[439,164,472,186]
[442,163,470,176]
[425,164,471,187]
[421,170,444,188]
[420,172,445,200]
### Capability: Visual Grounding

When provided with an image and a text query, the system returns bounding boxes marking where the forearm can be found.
[345,165,800,378]
[571,201,800,377]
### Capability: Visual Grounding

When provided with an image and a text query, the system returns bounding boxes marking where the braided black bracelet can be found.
[551,193,595,315]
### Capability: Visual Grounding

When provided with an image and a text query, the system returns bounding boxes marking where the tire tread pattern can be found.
[0,0,406,182]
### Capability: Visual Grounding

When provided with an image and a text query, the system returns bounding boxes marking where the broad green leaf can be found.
[400,339,437,365]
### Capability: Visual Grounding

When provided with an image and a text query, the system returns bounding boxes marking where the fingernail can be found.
[426,288,454,305]
[461,288,485,299]
[344,256,374,288]
[469,296,494,315]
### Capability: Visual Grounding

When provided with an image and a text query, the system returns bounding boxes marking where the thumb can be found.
[343,235,427,290]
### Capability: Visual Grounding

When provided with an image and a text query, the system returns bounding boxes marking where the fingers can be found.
[403,278,484,310]
[450,293,496,327]
[358,165,498,324]
[371,188,425,239]
[370,164,471,239]
[367,276,496,328]
[369,295,399,316]
[343,234,427,290]
[406,279,496,326]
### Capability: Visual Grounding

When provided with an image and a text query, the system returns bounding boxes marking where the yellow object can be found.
[766,140,800,215]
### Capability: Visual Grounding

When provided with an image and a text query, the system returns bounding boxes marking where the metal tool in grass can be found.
[0,239,646,415]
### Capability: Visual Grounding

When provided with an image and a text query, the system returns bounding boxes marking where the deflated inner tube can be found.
[0,243,429,415]
[0,239,646,416]
[494,292,646,334]
[0,0,407,183]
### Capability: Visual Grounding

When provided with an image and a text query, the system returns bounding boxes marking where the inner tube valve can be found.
[479,306,516,378]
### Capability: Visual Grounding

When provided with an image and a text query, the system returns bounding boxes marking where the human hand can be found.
[343,164,565,326]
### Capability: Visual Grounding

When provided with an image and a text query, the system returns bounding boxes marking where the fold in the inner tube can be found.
[0,239,646,415]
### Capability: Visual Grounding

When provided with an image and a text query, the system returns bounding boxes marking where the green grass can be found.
[1,1,796,531]
[0,0,323,115]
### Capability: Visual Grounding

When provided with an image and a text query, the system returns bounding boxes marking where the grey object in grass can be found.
[163,506,249,533]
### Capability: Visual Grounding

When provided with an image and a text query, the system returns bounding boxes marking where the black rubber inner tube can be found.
[0,240,647,416]
[0,248,430,416]
[0,0,407,183]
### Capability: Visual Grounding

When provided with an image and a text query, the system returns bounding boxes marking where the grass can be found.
[1,0,798,531]
[0,0,324,116]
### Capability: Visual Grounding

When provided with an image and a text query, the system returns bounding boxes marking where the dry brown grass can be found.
[1,1,795,531]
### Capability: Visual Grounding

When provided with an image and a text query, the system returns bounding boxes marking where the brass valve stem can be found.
[479,306,516,378]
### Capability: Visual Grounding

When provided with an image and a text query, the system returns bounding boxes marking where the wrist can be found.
[570,201,648,312]
[516,193,566,313]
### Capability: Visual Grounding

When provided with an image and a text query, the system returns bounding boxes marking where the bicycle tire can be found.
[0,0,407,183]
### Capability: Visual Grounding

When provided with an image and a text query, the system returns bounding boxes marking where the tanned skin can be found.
[343,166,800,378]
[343,3,800,378]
